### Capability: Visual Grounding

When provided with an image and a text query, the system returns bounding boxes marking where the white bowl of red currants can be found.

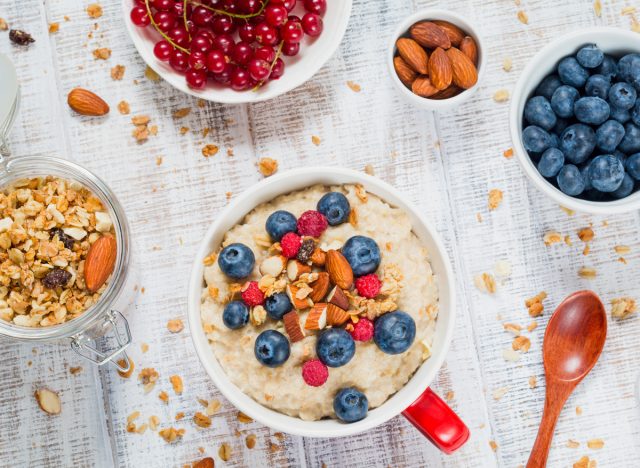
[510,28,640,214]
[123,0,352,103]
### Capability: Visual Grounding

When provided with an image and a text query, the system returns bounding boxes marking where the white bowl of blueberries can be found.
[510,28,640,214]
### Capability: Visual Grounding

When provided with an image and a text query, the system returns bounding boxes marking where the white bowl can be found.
[510,27,640,214]
[122,0,352,104]
[187,167,457,438]
[387,9,486,111]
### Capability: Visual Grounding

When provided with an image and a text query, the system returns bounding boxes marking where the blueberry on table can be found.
[223,301,249,329]
[625,153,640,180]
[588,155,625,192]
[538,148,565,178]
[560,124,596,164]
[316,328,355,367]
[617,53,640,91]
[608,82,637,110]
[524,96,557,130]
[558,57,589,88]
[264,292,292,320]
[373,311,416,355]
[266,210,297,241]
[341,235,381,277]
[551,85,579,118]
[610,105,631,124]
[611,173,635,199]
[574,97,610,125]
[254,330,290,367]
[218,243,255,279]
[523,125,553,154]
[535,74,563,100]
[317,192,350,226]
[596,54,618,80]
[557,164,586,196]
[632,100,640,126]
[595,120,626,152]
[333,387,368,423]
[576,44,604,68]
[619,123,640,154]
[584,74,610,99]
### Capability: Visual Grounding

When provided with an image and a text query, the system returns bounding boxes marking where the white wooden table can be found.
[1,1,639,466]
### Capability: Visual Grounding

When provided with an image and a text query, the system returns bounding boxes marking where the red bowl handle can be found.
[401,387,470,454]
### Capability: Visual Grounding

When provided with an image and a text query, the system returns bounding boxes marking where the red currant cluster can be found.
[130,0,326,91]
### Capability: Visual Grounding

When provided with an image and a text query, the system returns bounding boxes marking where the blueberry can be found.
[574,97,610,125]
[596,54,618,80]
[632,100,640,126]
[317,192,350,226]
[265,210,297,241]
[535,74,563,100]
[538,148,565,177]
[625,153,640,180]
[524,96,557,130]
[608,82,637,110]
[551,85,579,118]
[550,133,560,149]
[588,154,625,192]
[584,74,610,99]
[558,57,589,88]
[595,120,626,152]
[619,123,640,153]
[264,292,292,320]
[222,301,249,329]
[373,311,416,355]
[523,125,553,154]
[254,330,290,367]
[557,164,586,196]
[560,124,596,164]
[610,105,631,124]
[580,162,593,191]
[617,53,640,91]
[218,243,255,279]
[576,44,604,68]
[342,236,381,277]
[333,387,368,423]
[614,150,628,166]
[611,173,635,199]
[316,328,355,367]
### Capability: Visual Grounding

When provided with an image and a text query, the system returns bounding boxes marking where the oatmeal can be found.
[0,176,116,327]
[200,184,438,421]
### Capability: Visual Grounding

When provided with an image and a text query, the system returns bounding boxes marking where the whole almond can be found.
[393,55,417,87]
[325,250,353,290]
[459,36,478,66]
[432,20,465,47]
[428,47,453,90]
[431,85,463,100]
[446,47,478,89]
[67,88,109,116]
[409,21,451,49]
[411,76,439,98]
[35,388,61,415]
[396,38,428,74]
[84,235,117,292]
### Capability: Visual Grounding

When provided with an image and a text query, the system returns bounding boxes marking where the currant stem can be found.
[144,0,190,54]
[182,0,191,41]
[253,41,284,91]
[187,0,268,20]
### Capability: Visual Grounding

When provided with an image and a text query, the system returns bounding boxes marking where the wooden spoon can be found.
[527,290,607,468]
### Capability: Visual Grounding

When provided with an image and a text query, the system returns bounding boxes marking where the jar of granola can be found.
[0,54,134,372]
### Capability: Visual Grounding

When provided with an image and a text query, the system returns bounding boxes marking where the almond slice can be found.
[35,388,61,415]
[84,235,117,292]
[326,304,349,326]
[283,311,305,342]
[325,250,353,290]
[326,285,350,310]
[309,272,330,302]
[287,284,313,310]
[260,255,286,277]
[305,303,327,330]
[286,259,311,281]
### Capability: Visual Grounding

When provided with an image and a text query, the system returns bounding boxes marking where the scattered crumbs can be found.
[173,107,191,119]
[149,415,160,431]
[578,267,597,279]
[64,15,70,21]
[614,245,630,255]
[503,348,521,362]
[226,147,234,156]
[226,191,233,201]
[206,399,221,416]
[202,144,219,158]
[622,6,637,15]
[245,434,257,449]
[237,411,253,423]
[493,89,510,103]
[202,127,210,138]
[593,0,602,17]
[502,57,513,72]
[180,126,189,135]
[131,115,152,142]
[167,318,184,333]
[494,260,512,278]
[170,375,183,395]
[193,412,212,428]
[258,157,278,177]
[488,189,503,210]
[158,427,185,444]
[218,443,231,462]
[587,439,604,449]
[503,148,514,158]
[155,156,163,166]
[175,412,185,421]
[610,297,636,319]
[445,391,455,401]
[141,343,149,353]
[197,98,206,108]
[117,358,135,378]
[543,231,562,246]
[476,213,483,223]
[92,48,111,60]
[527,321,538,332]
[517,10,529,24]
[117,100,130,115]
[111,64,125,81]
[346,81,361,92]
[364,164,375,175]
[577,227,594,242]
[69,366,83,375]
[525,291,547,317]
[474,272,496,294]
[489,440,498,452]
[512,335,531,352]
[602,220,608,226]
[576,406,583,415]
[87,3,103,18]
[145,66,160,81]
[158,390,169,403]
[573,455,595,468]
[565,235,573,246]
[0,18,8,31]
[48,23,60,34]
[567,439,580,448]
[583,245,590,256]
[503,323,522,335]
[311,135,321,146]
[528,375,537,388]
[492,387,509,400]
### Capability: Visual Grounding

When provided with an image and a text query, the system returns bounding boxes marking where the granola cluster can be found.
[0,177,115,327]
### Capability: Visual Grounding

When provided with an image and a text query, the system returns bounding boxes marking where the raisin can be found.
[42,269,72,289]
[9,29,34,45]
[296,238,316,263]
[49,228,74,250]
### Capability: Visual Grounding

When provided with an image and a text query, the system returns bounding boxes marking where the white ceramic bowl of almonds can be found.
[387,9,486,111]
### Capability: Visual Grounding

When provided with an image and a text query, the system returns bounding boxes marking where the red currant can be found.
[250,14,265,25]
[153,40,173,61]
[232,41,254,65]
[190,35,212,53]
[270,58,285,79]
[265,5,288,27]
[194,29,216,44]
[238,0,260,14]
[230,67,251,90]
[248,58,270,81]
[222,0,239,14]
[281,0,297,11]
[238,23,255,42]
[212,15,236,34]
[212,34,235,54]
[188,51,208,71]
[191,6,213,26]
[151,0,172,11]
[171,2,190,17]
[303,0,326,15]
[168,28,190,47]
[211,63,235,85]
[301,13,322,37]
[130,6,150,27]
[255,22,279,46]
[206,49,228,74]
[169,49,189,72]
[186,68,207,89]
[254,46,275,62]
[153,11,177,32]
[281,41,299,56]
[281,20,303,43]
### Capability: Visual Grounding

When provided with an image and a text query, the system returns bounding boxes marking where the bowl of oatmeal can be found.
[188,167,467,448]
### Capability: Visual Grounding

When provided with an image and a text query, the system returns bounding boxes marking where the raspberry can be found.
[241,281,264,307]
[355,274,381,298]
[280,232,302,258]
[296,210,328,237]
[301,359,329,387]
[349,318,374,342]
